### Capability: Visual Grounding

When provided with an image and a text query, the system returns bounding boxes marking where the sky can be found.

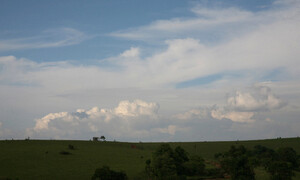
[0,0,300,141]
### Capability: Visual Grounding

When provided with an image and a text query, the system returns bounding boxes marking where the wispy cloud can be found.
[110,7,254,41]
[0,28,88,51]
[110,0,299,43]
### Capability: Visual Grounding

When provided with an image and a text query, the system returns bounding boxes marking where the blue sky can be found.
[0,0,274,61]
[0,0,299,141]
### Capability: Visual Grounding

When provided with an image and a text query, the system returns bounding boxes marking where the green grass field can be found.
[0,137,299,179]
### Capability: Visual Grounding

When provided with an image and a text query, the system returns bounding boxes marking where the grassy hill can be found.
[0,137,299,179]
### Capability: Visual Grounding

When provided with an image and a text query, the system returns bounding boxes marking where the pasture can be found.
[0,137,299,179]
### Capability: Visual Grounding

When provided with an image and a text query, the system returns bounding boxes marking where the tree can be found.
[277,147,298,169]
[184,155,205,176]
[145,159,153,178]
[145,144,205,179]
[100,136,106,141]
[266,161,294,180]
[151,144,177,179]
[252,145,277,167]
[218,145,255,180]
[262,147,298,180]
[174,146,189,175]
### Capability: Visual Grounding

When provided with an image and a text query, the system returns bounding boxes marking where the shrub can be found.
[91,166,127,180]
[68,144,75,150]
[59,151,71,155]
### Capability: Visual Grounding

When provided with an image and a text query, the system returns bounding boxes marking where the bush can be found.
[68,144,75,150]
[91,166,127,180]
[59,151,71,155]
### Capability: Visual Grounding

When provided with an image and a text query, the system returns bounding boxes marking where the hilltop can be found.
[0,137,299,179]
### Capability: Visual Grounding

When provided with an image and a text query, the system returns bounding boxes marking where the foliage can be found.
[100,136,106,141]
[216,144,299,180]
[151,144,177,178]
[217,145,255,180]
[184,155,205,176]
[266,161,294,180]
[59,151,71,155]
[277,147,298,169]
[205,168,223,178]
[91,166,127,180]
[174,146,189,175]
[252,145,277,167]
[145,144,205,179]
[68,144,75,150]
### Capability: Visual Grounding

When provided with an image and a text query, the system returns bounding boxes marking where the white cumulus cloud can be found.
[227,85,286,111]
[211,109,255,123]
[28,100,162,140]
[114,99,159,117]
[175,84,285,123]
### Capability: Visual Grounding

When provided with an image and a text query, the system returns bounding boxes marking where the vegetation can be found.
[0,137,299,179]
[144,144,205,179]
[91,166,127,180]
[215,145,300,180]
[216,145,255,180]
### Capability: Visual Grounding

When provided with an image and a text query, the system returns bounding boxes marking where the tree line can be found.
[91,144,300,180]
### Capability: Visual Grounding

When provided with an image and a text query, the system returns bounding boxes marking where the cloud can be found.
[0,28,88,51]
[107,1,300,88]
[227,85,286,111]
[153,125,177,135]
[110,1,300,42]
[1,11,300,90]
[211,109,255,123]
[175,108,211,120]
[120,47,140,58]
[114,99,159,117]
[110,6,255,41]
[28,100,163,139]
[1,1,300,141]
[175,84,285,123]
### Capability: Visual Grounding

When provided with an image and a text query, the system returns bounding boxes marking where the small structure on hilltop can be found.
[93,136,106,142]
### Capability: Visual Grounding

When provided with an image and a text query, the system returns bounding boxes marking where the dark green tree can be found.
[174,146,189,175]
[184,155,205,176]
[218,145,255,180]
[100,136,106,141]
[277,147,298,169]
[146,144,206,179]
[151,144,177,179]
[266,161,294,180]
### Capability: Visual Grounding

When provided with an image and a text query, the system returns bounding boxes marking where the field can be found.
[0,137,299,179]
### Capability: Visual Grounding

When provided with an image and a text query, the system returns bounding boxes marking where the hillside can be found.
[0,137,299,179]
